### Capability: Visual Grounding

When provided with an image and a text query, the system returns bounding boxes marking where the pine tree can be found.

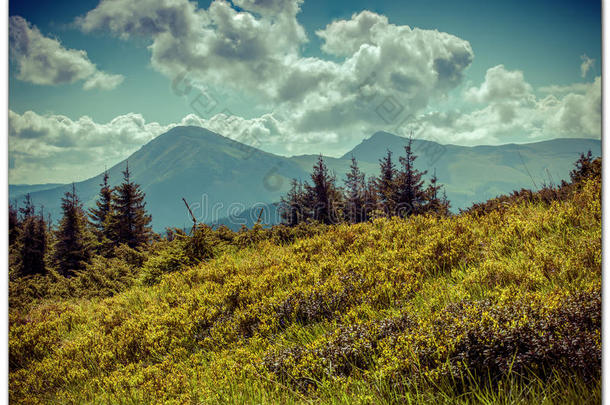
[569,150,599,184]
[281,179,307,226]
[396,137,427,217]
[362,177,379,221]
[304,155,342,224]
[108,163,153,248]
[89,170,115,254]
[89,170,113,235]
[377,150,397,216]
[17,194,47,276]
[9,203,20,246]
[344,156,366,223]
[53,184,92,276]
[424,169,450,216]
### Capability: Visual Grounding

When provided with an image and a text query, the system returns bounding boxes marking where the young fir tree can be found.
[108,163,153,248]
[376,150,397,216]
[53,184,92,276]
[396,137,427,217]
[424,169,450,216]
[89,170,115,254]
[343,156,367,223]
[569,150,599,184]
[362,177,379,221]
[17,194,47,276]
[305,155,342,224]
[281,179,307,226]
[9,203,20,246]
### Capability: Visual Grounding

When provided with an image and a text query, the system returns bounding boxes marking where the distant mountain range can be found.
[9,126,601,231]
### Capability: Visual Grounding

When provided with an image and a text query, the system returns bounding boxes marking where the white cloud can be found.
[83,71,125,90]
[580,54,594,78]
[9,110,167,183]
[400,70,601,145]
[9,16,124,90]
[466,65,533,104]
[538,82,591,95]
[77,2,473,148]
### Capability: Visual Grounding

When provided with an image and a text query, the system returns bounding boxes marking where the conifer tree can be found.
[396,137,427,217]
[17,194,47,276]
[9,203,19,246]
[377,150,397,216]
[570,150,599,184]
[281,179,307,226]
[53,184,92,276]
[424,169,450,216]
[439,189,451,216]
[108,163,153,248]
[362,177,379,221]
[304,155,343,224]
[344,156,366,223]
[89,170,115,254]
[89,170,113,235]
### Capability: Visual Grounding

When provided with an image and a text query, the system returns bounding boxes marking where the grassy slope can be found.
[10,178,601,404]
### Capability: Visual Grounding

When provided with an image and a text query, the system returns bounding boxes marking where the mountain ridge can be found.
[11,126,601,231]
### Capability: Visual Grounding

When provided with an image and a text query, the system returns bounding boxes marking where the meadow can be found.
[9,163,601,404]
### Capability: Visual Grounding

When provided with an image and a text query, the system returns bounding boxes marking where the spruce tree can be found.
[570,150,598,184]
[89,170,113,234]
[53,184,92,276]
[108,163,153,248]
[304,155,342,224]
[396,137,427,217]
[9,203,19,246]
[362,177,379,221]
[89,170,115,254]
[17,194,47,276]
[281,179,307,226]
[344,156,366,223]
[424,169,450,216]
[377,150,397,216]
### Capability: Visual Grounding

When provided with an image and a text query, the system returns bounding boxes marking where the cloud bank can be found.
[9,16,123,90]
[8,1,602,183]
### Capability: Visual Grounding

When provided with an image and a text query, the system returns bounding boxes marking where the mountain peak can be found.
[158,125,226,141]
[368,131,400,141]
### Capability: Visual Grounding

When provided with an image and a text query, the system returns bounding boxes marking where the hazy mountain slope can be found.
[345,131,601,209]
[17,127,601,230]
[9,183,64,202]
[20,127,308,231]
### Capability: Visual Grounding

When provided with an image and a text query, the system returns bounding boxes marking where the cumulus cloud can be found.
[9,108,295,183]
[538,82,591,95]
[9,15,123,90]
[580,54,594,78]
[9,110,168,183]
[398,68,601,145]
[77,2,473,147]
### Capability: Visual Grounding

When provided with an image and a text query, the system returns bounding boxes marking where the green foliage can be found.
[53,184,94,276]
[282,139,449,226]
[107,163,153,249]
[8,157,601,404]
[17,194,47,276]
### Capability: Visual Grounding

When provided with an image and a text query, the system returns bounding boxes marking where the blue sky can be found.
[8,0,602,183]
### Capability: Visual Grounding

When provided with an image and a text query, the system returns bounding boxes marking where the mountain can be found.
[12,127,308,231]
[11,127,600,231]
[345,131,602,209]
[9,183,64,201]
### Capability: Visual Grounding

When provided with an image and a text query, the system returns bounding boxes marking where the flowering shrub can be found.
[9,174,601,403]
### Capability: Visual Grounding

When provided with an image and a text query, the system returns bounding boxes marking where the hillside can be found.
[9,163,601,403]
[346,132,602,209]
[10,126,308,231]
[10,127,600,231]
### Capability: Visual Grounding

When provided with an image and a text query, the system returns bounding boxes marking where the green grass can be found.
[9,177,601,404]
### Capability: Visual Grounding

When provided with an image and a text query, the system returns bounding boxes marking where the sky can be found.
[8,0,602,184]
